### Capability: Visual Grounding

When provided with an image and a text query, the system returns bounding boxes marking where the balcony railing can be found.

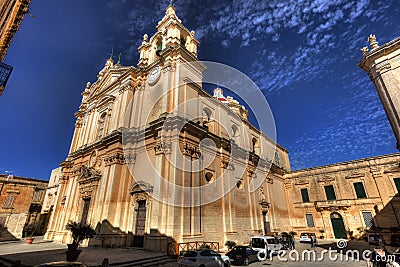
[0,62,13,95]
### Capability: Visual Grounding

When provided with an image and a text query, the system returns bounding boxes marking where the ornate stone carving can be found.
[103,152,128,166]
[375,61,391,73]
[247,166,255,177]
[221,158,233,170]
[77,165,101,199]
[162,62,177,73]
[154,141,171,155]
[183,142,201,159]
[360,46,369,56]
[118,82,134,94]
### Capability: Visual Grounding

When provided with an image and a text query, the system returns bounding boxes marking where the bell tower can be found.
[137,3,199,68]
[359,35,400,149]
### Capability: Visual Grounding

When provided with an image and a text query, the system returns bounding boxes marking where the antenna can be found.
[109,47,114,60]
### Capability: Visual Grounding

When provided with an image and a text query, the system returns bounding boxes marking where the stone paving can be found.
[0,237,397,267]
[0,237,171,266]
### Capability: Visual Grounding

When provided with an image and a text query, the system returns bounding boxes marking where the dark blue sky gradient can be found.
[0,0,399,179]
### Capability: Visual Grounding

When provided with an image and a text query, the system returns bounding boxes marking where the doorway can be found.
[133,200,146,247]
[330,212,347,239]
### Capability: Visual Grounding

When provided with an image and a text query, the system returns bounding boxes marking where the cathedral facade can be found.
[45,5,291,251]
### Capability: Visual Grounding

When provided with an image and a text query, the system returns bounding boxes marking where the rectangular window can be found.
[354,182,367,199]
[301,188,310,203]
[324,185,336,200]
[81,198,91,224]
[362,211,374,228]
[394,178,400,195]
[306,214,315,227]
[3,196,15,208]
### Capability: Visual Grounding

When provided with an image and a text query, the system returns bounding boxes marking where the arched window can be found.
[274,151,281,167]
[98,113,107,139]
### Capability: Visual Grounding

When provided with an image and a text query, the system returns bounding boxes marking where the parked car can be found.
[34,262,87,267]
[299,233,316,243]
[226,245,259,265]
[178,249,230,267]
[391,234,400,246]
[250,236,282,259]
[368,233,385,245]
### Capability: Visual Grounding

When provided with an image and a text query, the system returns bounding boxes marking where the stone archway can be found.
[330,212,347,239]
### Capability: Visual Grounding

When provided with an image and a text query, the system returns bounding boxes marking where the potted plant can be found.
[24,221,40,244]
[319,229,325,239]
[65,221,96,261]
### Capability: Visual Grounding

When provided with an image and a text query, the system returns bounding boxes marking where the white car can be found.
[299,232,316,243]
[250,236,282,259]
[178,249,231,267]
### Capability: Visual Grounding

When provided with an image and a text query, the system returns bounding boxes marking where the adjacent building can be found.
[0,174,47,240]
[285,153,400,240]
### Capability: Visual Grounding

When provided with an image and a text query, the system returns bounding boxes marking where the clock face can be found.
[148,66,161,85]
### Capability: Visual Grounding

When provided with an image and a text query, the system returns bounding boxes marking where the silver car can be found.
[178,249,231,267]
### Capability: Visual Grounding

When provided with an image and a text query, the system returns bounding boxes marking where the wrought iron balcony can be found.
[0,62,13,95]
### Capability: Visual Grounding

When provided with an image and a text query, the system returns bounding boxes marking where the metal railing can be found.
[168,241,220,255]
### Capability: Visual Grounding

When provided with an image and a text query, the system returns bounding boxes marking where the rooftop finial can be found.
[368,34,379,50]
[169,0,174,6]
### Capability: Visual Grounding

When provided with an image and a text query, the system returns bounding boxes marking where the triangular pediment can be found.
[130,181,154,195]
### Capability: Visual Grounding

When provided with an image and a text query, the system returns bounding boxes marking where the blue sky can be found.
[0,0,399,179]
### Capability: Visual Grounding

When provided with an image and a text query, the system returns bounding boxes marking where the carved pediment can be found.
[345,171,365,179]
[384,163,400,173]
[295,178,309,186]
[317,176,335,184]
[130,181,154,195]
[78,165,101,199]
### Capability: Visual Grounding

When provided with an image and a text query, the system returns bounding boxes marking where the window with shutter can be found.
[324,185,336,200]
[301,188,310,203]
[3,196,14,208]
[354,182,367,199]
[306,214,314,227]
[362,212,374,228]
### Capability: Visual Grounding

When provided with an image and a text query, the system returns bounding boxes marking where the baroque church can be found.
[44,4,400,252]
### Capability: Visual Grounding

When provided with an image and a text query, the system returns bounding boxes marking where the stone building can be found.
[285,153,400,239]
[45,4,291,251]
[0,0,31,95]
[0,174,47,240]
[359,35,400,149]
[39,167,62,235]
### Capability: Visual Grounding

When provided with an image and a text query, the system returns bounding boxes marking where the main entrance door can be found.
[133,200,146,247]
[330,212,347,239]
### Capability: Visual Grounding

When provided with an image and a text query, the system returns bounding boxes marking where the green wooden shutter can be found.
[394,178,400,195]
[354,182,367,198]
[301,188,310,203]
[324,185,336,200]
